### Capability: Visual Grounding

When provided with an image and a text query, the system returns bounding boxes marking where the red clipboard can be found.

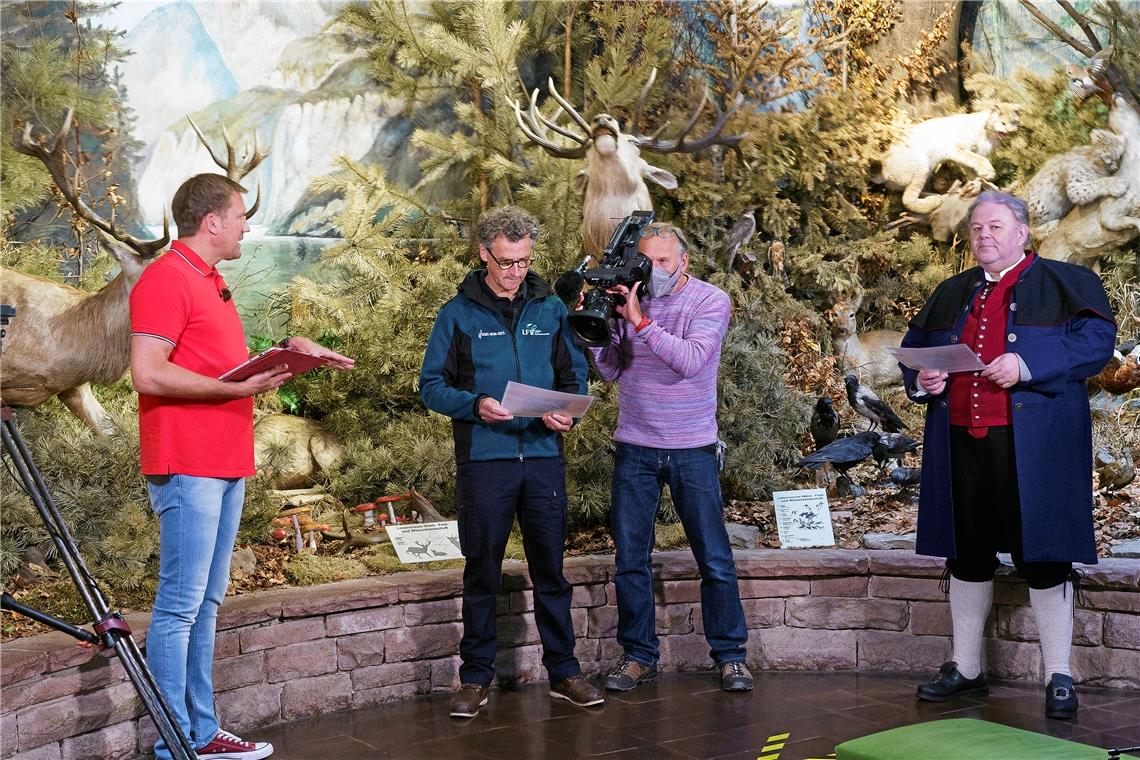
[219,346,329,382]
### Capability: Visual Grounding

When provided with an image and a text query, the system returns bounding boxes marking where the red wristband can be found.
[634,317,652,333]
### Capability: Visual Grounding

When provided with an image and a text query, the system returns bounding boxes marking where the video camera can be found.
[559,210,654,346]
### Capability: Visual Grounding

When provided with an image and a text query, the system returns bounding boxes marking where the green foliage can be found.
[0,386,280,589]
[1,2,145,278]
[0,394,153,589]
[712,278,812,500]
[297,1,889,523]
[283,554,369,585]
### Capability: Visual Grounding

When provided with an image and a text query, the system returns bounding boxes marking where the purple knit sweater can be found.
[590,276,730,448]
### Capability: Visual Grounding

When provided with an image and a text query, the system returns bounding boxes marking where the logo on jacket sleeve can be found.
[521,322,550,336]
[477,329,506,339]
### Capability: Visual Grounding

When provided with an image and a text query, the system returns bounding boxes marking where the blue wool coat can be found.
[900,256,1116,564]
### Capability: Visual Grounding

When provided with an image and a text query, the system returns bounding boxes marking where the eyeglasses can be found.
[218,285,232,302]
[642,225,689,251]
[485,248,534,271]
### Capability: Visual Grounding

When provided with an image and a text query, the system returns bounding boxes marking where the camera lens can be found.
[569,290,614,346]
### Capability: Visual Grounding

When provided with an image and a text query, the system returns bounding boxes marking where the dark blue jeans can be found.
[456,457,581,686]
[611,442,747,666]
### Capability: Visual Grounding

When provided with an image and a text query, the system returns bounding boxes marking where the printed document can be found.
[884,344,986,373]
[500,381,594,418]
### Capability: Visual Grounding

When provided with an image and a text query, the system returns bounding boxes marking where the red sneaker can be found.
[196,730,274,759]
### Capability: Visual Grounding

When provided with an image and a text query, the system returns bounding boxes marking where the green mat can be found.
[835,719,1139,760]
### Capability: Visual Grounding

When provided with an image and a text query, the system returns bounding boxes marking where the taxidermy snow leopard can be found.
[1023,128,1129,239]
[875,104,1021,214]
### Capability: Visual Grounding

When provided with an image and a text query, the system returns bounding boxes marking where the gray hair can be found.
[641,222,690,255]
[967,191,1030,226]
[476,206,538,250]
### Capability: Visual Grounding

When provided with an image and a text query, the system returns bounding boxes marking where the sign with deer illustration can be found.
[386,522,463,564]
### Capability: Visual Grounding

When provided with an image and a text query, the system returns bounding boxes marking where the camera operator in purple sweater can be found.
[589,222,752,693]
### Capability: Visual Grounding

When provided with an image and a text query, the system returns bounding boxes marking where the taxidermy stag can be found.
[0,111,267,433]
[514,69,743,256]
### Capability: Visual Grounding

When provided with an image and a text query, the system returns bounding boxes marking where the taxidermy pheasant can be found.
[1090,343,1140,394]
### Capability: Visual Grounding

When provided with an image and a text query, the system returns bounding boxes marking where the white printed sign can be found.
[772,489,836,548]
[386,522,464,563]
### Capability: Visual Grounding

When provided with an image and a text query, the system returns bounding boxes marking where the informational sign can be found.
[772,489,836,548]
[386,522,464,563]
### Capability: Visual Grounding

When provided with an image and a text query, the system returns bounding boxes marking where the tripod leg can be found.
[1,413,197,760]
[112,635,198,759]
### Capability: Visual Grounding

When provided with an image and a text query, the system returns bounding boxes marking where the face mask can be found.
[646,262,683,298]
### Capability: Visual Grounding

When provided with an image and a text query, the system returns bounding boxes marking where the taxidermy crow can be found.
[797,431,882,482]
[890,466,922,486]
[872,432,919,466]
[810,397,839,449]
[845,374,905,433]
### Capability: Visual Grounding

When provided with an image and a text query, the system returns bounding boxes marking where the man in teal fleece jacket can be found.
[420,206,603,718]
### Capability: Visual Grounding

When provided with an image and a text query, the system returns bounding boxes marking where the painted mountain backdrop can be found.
[113,0,421,236]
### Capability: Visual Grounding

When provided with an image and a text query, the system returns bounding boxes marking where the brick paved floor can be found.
[257,671,1140,759]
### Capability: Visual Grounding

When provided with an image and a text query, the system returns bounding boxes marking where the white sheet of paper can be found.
[386,522,464,563]
[500,381,594,418]
[884,344,986,373]
[772,489,836,548]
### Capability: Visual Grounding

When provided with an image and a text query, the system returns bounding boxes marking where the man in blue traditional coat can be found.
[900,191,1115,719]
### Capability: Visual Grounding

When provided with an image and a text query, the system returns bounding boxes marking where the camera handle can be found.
[0,305,196,760]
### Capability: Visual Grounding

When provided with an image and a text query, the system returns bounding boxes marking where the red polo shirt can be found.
[129,241,255,477]
[949,253,1035,434]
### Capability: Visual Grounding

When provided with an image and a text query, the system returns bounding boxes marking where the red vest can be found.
[949,253,1035,436]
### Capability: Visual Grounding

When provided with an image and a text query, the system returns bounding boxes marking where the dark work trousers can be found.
[948,425,1071,589]
[455,457,580,686]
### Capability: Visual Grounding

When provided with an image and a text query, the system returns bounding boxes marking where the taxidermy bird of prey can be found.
[1069,46,1114,105]
[722,207,756,270]
[810,397,840,449]
[797,431,882,483]
[1067,45,1112,103]
[845,374,906,433]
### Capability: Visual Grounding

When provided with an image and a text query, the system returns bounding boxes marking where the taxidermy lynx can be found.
[1023,128,1129,239]
[876,104,1021,214]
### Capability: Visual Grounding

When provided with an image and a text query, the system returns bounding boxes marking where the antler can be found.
[513,82,590,159]
[187,115,270,219]
[16,110,170,257]
[628,68,746,155]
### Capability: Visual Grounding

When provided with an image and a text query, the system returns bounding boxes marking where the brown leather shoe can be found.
[605,657,658,691]
[720,661,754,691]
[550,676,604,707]
[448,683,489,718]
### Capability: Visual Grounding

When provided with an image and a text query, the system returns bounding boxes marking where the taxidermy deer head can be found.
[514,68,743,256]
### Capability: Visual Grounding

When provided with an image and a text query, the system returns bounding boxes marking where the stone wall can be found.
[2,549,1137,759]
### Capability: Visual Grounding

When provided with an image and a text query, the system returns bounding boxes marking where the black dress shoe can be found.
[916,661,989,702]
[1045,673,1078,719]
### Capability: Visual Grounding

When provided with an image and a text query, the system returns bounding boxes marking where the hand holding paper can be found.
[884,344,985,373]
[500,381,594,418]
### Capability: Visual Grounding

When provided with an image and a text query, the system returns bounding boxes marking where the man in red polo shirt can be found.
[901,191,1114,719]
[130,173,353,760]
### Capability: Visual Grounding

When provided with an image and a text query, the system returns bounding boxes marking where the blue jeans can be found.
[146,474,244,759]
[611,442,747,666]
